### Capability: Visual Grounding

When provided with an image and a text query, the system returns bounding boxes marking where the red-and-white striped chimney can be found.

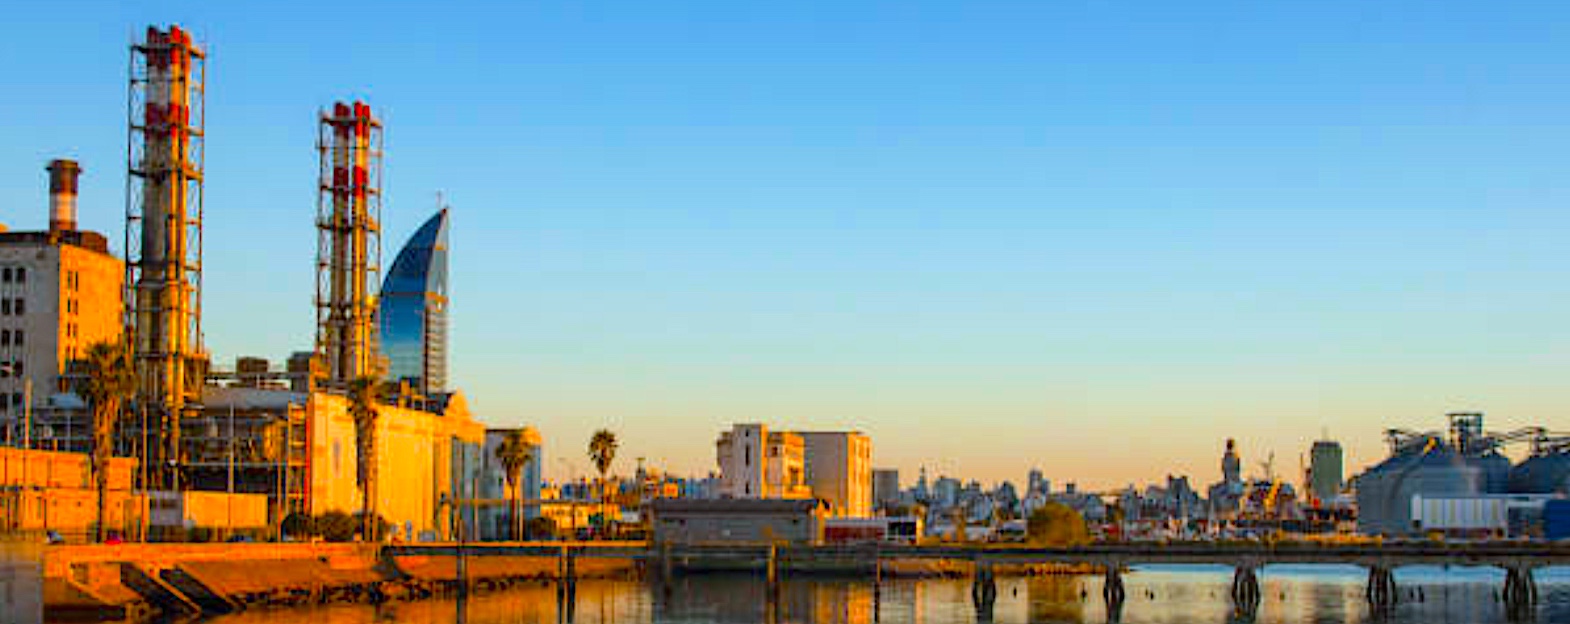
[47,159,81,233]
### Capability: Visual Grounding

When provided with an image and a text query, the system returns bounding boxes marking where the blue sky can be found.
[3,1,1570,488]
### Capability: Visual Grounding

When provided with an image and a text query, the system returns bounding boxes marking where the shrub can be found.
[1026,502,1090,547]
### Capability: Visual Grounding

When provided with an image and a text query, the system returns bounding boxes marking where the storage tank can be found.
[1355,445,1482,535]
[1470,451,1513,494]
[1509,453,1570,495]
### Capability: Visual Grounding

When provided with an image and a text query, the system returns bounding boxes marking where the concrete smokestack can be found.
[47,159,81,233]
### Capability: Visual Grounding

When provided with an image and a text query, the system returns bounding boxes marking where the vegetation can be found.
[347,377,385,541]
[494,429,535,540]
[1026,502,1091,547]
[71,340,135,543]
[587,429,618,529]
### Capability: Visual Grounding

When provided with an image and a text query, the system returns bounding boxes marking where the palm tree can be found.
[586,429,618,533]
[347,376,384,541]
[71,340,135,543]
[494,430,535,540]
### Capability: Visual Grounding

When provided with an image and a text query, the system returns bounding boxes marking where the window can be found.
[13,330,20,346]
[1,300,9,315]
[1,330,8,346]
[744,445,751,467]
[1,268,9,283]
[15,268,23,283]
[12,299,21,315]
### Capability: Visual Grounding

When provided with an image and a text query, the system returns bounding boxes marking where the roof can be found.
[652,498,824,514]
[0,229,112,255]
[201,386,308,410]
[381,209,449,297]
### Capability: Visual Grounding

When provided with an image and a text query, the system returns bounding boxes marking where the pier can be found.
[394,540,1569,618]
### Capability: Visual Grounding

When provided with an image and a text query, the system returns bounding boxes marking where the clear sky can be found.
[3,1,1569,490]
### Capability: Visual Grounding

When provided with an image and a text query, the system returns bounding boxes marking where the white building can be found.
[715,424,809,500]
[800,431,873,518]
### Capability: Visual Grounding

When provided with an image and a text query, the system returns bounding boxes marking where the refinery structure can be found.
[1,24,485,541]
[125,25,208,492]
[1354,412,1570,536]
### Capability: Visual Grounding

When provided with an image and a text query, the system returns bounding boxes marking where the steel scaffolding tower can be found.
[315,101,383,389]
[126,25,207,491]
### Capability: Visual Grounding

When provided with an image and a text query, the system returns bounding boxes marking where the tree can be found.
[587,429,618,531]
[1026,502,1090,547]
[71,340,135,542]
[347,376,384,541]
[494,429,535,540]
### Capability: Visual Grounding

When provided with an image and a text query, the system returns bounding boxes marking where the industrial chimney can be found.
[46,159,81,233]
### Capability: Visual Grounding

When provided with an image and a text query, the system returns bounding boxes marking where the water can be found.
[189,565,1570,624]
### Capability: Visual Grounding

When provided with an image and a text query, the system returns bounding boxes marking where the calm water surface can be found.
[196,565,1570,624]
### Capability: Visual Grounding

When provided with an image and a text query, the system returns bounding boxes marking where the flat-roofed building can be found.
[800,431,873,518]
[651,498,826,545]
[715,424,810,500]
[0,160,123,439]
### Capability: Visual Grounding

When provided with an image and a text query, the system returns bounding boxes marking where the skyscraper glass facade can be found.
[378,209,448,394]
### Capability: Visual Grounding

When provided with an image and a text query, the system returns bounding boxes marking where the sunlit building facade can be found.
[378,210,449,395]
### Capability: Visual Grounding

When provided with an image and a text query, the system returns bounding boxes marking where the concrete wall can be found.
[0,448,139,536]
[149,491,269,530]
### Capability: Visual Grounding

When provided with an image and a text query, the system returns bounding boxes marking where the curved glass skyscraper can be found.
[378,209,449,395]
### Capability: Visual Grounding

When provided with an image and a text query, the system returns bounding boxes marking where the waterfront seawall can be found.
[41,543,639,622]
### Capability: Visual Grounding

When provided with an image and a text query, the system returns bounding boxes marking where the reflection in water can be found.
[189,566,1570,624]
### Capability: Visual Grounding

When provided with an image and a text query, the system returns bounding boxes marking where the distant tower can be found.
[1309,438,1344,503]
[378,207,449,395]
[126,25,207,489]
[315,101,383,389]
[1222,438,1242,484]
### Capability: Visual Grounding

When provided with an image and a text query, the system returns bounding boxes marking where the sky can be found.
[3,1,1570,490]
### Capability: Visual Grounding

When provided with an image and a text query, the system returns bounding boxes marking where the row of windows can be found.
[1,268,26,284]
[0,329,23,347]
[65,298,78,315]
[0,361,22,378]
[0,299,24,316]
[65,270,80,292]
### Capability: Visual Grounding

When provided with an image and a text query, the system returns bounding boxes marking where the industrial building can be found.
[0,161,125,443]
[0,24,506,544]
[1354,412,1570,536]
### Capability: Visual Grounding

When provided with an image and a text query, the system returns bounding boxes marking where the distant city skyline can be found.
[5,1,1570,489]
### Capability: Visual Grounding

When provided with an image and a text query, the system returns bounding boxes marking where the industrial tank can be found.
[1470,451,1513,494]
[1509,453,1570,495]
[1356,446,1482,535]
